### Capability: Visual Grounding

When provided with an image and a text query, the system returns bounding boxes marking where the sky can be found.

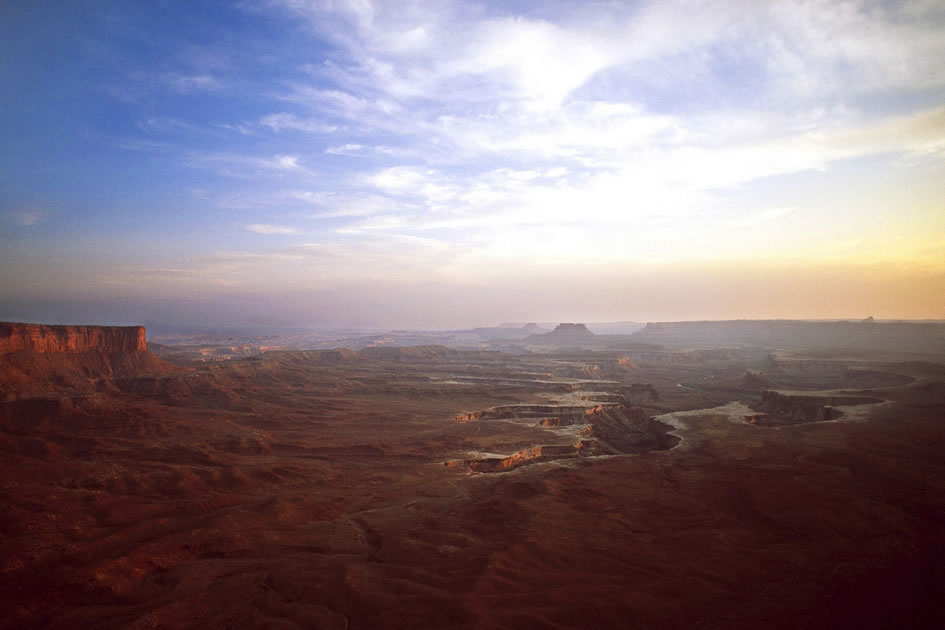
[1,0,944,329]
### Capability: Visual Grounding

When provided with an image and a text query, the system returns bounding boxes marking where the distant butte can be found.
[522,322,597,346]
[545,322,595,337]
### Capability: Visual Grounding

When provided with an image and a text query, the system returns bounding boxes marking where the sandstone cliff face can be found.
[0,323,146,354]
[0,323,173,397]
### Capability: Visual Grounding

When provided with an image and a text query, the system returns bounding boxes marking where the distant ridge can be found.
[466,322,548,340]
[632,319,945,355]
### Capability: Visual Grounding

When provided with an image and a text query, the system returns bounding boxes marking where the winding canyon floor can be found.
[2,347,944,628]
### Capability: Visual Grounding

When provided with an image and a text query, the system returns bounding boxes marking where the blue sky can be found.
[2,0,944,328]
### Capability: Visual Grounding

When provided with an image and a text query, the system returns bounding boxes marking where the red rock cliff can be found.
[0,323,147,354]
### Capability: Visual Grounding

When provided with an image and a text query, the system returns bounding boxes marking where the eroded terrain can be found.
[1,328,944,629]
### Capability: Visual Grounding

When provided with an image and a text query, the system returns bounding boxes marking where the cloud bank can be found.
[1,0,943,326]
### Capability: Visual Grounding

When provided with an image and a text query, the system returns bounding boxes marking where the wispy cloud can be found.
[5,210,47,227]
[184,152,307,179]
[139,117,197,133]
[217,122,258,136]
[265,155,302,170]
[164,72,223,92]
[257,0,945,194]
[11,0,941,323]
[246,223,298,235]
[325,143,366,155]
[260,112,339,134]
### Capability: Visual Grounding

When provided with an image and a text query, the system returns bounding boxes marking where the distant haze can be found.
[2,1,943,328]
[3,262,942,330]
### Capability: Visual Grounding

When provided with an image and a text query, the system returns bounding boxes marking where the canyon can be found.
[0,321,943,629]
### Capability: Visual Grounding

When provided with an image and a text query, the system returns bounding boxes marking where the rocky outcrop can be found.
[742,371,773,389]
[0,322,173,396]
[625,383,660,403]
[452,396,678,471]
[0,323,146,354]
[524,323,597,346]
[749,390,883,426]
[455,403,620,424]
[587,406,677,453]
[579,392,625,403]
[447,440,603,473]
[548,323,594,337]
[538,417,572,427]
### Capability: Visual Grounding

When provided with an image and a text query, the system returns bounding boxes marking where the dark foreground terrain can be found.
[1,323,944,628]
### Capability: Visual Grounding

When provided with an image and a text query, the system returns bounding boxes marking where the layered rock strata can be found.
[0,322,170,396]
[0,323,146,354]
